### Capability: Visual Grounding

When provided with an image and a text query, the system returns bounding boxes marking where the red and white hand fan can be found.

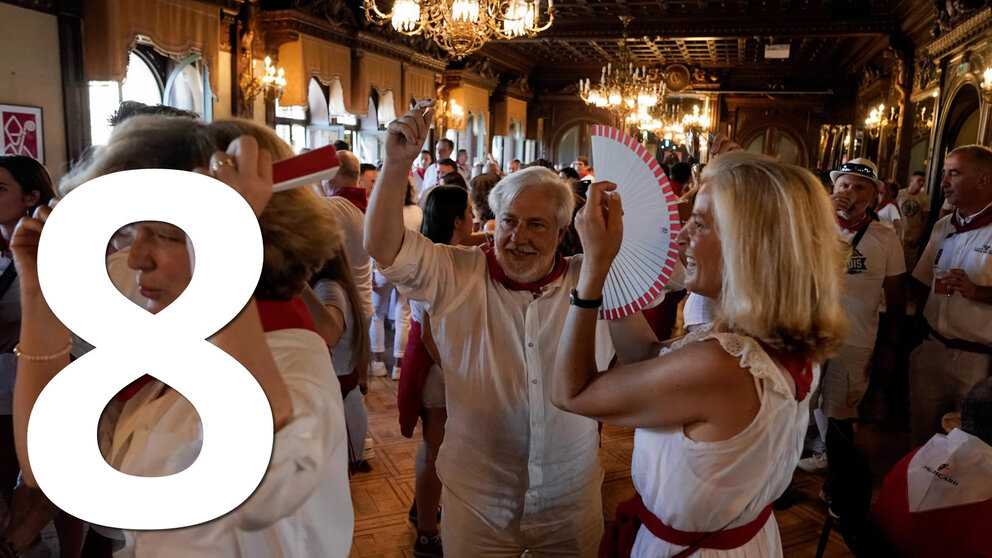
[590,125,681,320]
[272,144,340,192]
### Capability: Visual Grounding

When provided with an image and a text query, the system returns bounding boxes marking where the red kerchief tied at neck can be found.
[950,205,992,236]
[481,242,568,298]
[836,212,872,234]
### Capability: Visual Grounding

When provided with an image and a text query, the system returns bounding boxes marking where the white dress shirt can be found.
[378,229,603,527]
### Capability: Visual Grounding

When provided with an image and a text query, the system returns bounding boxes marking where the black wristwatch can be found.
[570,289,603,308]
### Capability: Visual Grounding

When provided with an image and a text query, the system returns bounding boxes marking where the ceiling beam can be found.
[488,16,897,42]
[675,39,692,62]
[642,36,667,64]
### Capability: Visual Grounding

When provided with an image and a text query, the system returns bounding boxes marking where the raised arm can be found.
[552,183,759,431]
[10,207,71,489]
[365,100,435,266]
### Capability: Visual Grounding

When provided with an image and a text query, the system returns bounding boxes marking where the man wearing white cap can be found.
[908,145,992,446]
[799,157,906,473]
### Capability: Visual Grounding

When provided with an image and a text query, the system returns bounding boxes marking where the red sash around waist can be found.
[599,492,773,558]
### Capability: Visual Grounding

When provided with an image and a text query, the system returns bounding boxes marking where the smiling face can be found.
[494,185,564,283]
[676,185,723,299]
[832,174,877,219]
[0,168,40,227]
[126,222,193,314]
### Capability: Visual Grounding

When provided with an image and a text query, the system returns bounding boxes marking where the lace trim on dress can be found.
[660,331,795,401]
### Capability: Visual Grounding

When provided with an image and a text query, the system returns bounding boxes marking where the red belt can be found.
[599,492,773,558]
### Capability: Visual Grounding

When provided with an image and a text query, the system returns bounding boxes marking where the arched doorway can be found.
[740,125,807,166]
[930,84,980,216]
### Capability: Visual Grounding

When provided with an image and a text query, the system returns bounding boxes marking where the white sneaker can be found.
[797,450,829,473]
[363,437,376,461]
[370,361,387,377]
[391,366,401,380]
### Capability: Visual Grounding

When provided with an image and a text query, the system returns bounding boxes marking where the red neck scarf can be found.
[481,242,567,298]
[951,205,992,235]
[877,199,893,212]
[836,211,872,234]
[757,340,813,401]
[334,187,368,214]
[115,296,316,402]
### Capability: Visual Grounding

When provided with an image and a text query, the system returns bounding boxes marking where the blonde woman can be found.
[12,115,352,557]
[554,151,848,557]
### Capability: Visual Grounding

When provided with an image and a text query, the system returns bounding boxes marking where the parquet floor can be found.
[349,370,909,558]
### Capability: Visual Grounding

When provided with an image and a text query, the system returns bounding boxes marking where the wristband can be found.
[569,289,602,308]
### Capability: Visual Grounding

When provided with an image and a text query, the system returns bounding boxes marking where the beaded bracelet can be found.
[14,340,73,362]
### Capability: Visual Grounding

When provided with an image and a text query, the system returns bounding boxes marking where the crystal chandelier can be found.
[365,0,555,60]
[578,16,664,124]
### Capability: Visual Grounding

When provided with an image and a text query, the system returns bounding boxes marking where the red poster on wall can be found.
[0,104,44,163]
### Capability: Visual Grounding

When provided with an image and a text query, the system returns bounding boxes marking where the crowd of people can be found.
[0,97,987,558]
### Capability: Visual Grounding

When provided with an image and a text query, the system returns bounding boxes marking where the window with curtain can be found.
[88,51,162,145]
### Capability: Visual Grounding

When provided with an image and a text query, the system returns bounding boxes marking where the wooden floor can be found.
[349,370,910,558]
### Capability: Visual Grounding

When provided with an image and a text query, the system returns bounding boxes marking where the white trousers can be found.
[909,338,991,446]
[440,482,603,558]
[370,271,411,357]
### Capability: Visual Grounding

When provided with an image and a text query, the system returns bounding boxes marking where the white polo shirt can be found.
[913,213,992,344]
[839,221,905,349]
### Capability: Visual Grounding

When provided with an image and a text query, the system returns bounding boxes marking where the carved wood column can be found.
[57,0,89,162]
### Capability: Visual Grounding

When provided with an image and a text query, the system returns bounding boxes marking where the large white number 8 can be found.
[31,169,273,529]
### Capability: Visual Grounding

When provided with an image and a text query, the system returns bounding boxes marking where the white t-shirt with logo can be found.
[913,214,992,344]
[839,221,906,349]
[898,189,931,243]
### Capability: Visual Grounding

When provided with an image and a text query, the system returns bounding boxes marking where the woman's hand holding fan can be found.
[575,182,623,276]
[589,125,681,320]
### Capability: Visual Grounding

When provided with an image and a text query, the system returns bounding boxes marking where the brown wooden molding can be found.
[261,9,446,72]
[927,7,992,59]
[443,69,499,92]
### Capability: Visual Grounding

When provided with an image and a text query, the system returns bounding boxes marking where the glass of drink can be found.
[934,269,953,296]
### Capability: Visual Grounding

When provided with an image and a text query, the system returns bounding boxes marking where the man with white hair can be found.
[366,102,604,557]
[799,157,905,472]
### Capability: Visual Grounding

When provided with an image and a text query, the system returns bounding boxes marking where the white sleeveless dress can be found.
[630,331,817,557]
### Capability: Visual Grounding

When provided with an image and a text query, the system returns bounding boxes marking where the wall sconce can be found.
[865,103,897,139]
[440,98,464,129]
[914,104,934,135]
[241,56,287,102]
[981,67,992,103]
